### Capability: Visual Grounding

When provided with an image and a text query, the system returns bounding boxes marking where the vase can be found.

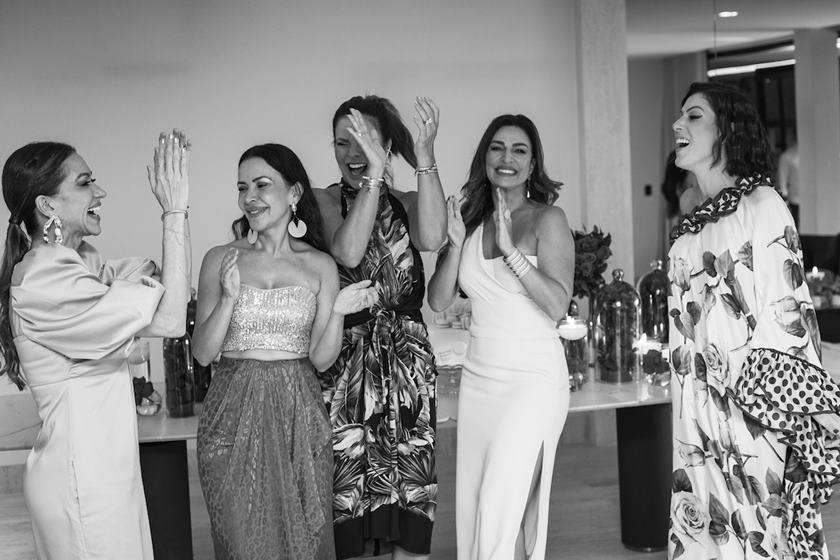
[163,335,195,418]
[637,260,671,386]
[593,269,641,383]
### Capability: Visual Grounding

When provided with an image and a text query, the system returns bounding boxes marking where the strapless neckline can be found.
[240,283,316,299]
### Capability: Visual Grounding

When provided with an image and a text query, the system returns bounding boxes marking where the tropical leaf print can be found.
[783,259,805,290]
[736,242,753,271]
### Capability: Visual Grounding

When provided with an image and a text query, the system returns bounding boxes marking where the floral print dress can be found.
[318,180,438,559]
[667,177,840,560]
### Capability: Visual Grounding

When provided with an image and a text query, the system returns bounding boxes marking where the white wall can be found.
[628,58,667,273]
[0,0,586,394]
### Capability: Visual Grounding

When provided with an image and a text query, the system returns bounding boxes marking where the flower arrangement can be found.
[572,226,612,299]
[133,376,161,415]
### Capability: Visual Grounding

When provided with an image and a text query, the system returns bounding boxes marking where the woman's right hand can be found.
[446,196,466,249]
[147,129,190,212]
[346,109,388,179]
[219,248,240,301]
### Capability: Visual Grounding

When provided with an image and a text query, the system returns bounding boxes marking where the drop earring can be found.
[247,228,258,244]
[42,215,64,244]
[287,202,307,239]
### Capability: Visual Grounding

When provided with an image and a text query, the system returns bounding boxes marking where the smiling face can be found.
[333,113,382,188]
[42,152,106,246]
[672,93,723,174]
[237,157,298,232]
[484,125,535,189]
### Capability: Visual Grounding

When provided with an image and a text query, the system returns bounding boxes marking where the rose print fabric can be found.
[667,180,840,560]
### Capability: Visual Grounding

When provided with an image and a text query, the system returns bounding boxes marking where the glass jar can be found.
[558,300,589,391]
[593,269,641,383]
[637,260,671,386]
[163,335,195,418]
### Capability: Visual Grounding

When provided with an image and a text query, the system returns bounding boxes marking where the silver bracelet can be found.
[360,176,384,191]
[414,163,438,176]
[161,209,188,221]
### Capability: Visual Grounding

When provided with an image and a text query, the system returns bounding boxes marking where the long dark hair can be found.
[332,95,417,169]
[661,150,691,218]
[231,144,326,252]
[1,142,76,389]
[681,82,775,183]
[460,114,562,238]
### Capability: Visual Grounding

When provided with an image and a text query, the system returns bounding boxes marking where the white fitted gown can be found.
[456,224,570,560]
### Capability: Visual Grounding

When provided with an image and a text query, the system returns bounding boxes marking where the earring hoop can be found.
[42,215,64,245]
[287,202,307,239]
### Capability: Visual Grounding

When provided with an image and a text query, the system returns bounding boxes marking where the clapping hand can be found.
[333,280,380,316]
[412,97,439,165]
[493,187,515,256]
[219,248,240,300]
[446,196,466,249]
[346,109,389,180]
[147,129,190,213]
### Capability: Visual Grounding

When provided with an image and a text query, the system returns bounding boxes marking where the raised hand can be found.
[333,279,380,316]
[446,196,466,249]
[346,109,388,179]
[412,96,439,166]
[147,129,190,212]
[493,187,515,256]
[219,248,240,300]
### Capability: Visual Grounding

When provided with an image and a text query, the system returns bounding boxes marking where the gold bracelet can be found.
[414,163,438,176]
[161,209,189,221]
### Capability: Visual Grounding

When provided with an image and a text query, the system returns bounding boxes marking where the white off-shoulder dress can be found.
[456,223,569,560]
[10,243,164,560]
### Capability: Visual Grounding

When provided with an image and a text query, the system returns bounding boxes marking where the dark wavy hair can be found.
[332,94,417,169]
[661,150,691,218]
[681,82,775,183]
[1,142,76,389]
[459,114,562,238]
[232,144,326,253]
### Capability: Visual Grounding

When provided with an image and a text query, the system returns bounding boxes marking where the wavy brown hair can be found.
[1,142,76,389]
[332,94,417,169]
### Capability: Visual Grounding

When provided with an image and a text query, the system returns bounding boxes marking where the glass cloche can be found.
[593,269,641,383]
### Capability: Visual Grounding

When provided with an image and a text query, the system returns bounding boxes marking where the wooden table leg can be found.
[615,403,672,552]
[140,440,193,560]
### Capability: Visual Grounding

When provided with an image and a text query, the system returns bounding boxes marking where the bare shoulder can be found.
[313,185,341,210]
[535,205,570,232]
[292,242,337,275]
[202,242,239,267]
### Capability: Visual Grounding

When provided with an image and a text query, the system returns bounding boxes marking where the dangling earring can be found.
[246,228,258,244]
[526,176,532,199]
[287,202,307,239]
[42,215,63,244]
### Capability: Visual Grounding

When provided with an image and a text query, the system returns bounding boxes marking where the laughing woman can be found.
[313,95,446,560]
[0,131,191,559]
[667,82,840,560]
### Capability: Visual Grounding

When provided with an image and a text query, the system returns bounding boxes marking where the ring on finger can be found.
[425,118,433,124]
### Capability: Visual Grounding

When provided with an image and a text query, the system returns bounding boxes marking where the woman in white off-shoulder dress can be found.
[429,114,574,560]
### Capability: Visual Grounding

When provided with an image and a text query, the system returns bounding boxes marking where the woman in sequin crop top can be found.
[191,143,377,560]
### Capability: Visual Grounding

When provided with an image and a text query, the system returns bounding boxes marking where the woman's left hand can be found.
[333,280,380,316]
[493,187,516,256]
[412,97,439,166]
[346,109,388,179]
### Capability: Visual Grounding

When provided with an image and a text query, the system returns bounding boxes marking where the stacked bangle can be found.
[161,208,188,221]
[414,163,438,176]
[360,176,384,191]
[503,248,532,279]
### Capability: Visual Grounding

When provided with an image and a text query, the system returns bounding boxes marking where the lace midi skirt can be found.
[197,357,335,560]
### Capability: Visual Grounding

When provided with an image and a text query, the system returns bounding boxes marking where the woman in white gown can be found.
[428,114,574,560]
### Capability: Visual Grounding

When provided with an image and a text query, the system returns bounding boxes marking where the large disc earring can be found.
[42,215,64,244]
[287,202,307,239]
[246,228,258,245]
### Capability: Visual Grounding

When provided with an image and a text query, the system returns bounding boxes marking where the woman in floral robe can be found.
[667,82,840,560]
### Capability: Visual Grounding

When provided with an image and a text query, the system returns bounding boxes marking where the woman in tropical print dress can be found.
[667,81,840,560]
[313,95,446,559]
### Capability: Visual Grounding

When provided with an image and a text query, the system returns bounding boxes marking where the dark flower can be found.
[572,226,612,299]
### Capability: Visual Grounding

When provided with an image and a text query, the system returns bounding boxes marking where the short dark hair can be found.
[681,82,775,182]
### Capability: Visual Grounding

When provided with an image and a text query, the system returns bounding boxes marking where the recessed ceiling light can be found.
[717,11,739,18]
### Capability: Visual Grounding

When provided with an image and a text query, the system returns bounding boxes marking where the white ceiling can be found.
[626,0,840,58]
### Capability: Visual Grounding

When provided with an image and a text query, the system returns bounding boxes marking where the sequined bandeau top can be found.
[221,284,317,355]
